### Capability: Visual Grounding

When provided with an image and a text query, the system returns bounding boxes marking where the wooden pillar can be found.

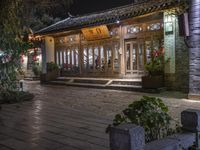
[119,25,125,76]
[41,39,47,74]
[79,34,83,74]
[188,0,200,100]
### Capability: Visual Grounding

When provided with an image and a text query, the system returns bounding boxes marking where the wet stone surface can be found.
[0,81,200,150]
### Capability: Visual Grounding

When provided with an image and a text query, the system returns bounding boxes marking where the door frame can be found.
[124,40,145,76]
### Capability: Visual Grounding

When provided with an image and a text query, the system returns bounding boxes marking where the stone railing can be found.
[110,109,200,150]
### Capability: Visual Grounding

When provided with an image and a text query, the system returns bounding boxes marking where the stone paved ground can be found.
[1,81,200,150]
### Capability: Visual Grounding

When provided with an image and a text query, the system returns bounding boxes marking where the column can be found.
[188,0,200,100]
[45,36,55,63]
[41,39,46,74]
[119,25,125,76]
[79,34,83,74]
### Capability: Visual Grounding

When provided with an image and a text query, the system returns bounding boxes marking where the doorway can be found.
[125,40,145,76]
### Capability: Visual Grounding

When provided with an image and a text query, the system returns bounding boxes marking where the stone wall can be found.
[188,0,200,99]
[164,14,189,92]
[174,17,189,92]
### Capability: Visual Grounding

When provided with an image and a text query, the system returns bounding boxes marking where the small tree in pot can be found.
[142,47,169,89]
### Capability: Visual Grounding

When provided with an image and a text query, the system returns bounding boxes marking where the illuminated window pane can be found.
[56,51,59,65]
[60,51,63,66]
[145,41,151,63]
[114,44,119,71]
[126,44,130,70]
[72,49,74,66]
[100,46,104,67]
[84,48,88,68]
[94,47,99,69]
[75,49,79,67]
[132,44,137,70]
[64,51,66,64]
[67,50,70,68]
[88,48,93,69]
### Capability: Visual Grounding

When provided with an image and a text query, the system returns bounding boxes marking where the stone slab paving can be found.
[0,81,200,150]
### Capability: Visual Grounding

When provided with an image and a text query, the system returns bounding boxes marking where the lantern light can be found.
[116,20,120,24]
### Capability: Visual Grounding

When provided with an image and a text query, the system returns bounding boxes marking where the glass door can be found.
[125,40,145,75]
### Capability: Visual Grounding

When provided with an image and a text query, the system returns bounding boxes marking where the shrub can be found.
[0,90,34,104]
[107,96,180,143]
[32,63,41,76]
[47,62,59,72]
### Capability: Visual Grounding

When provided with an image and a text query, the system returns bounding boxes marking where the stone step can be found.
[111,80,141,86]
[49,80,143,91]
[48,77,143,92]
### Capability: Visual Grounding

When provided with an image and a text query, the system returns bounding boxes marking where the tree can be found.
[0,0,29,91]
[0,0,73,92]
[21,0,74,31]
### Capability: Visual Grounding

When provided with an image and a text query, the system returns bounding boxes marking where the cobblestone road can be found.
[0,81,200,150]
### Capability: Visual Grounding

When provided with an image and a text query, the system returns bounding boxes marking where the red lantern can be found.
[33,48,38,62]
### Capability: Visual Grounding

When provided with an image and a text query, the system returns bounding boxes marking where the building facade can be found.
[35,0,200,99]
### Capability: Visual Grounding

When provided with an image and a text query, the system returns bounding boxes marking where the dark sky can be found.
[70,0,134,16]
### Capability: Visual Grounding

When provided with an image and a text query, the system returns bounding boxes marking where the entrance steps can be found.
[48,77,143,91]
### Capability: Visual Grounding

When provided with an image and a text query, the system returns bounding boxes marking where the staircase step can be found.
[48,76,143,92]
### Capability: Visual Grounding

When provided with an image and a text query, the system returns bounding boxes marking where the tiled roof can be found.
[35,0,187,35]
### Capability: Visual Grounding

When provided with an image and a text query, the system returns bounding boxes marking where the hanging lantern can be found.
[33,48,38,62]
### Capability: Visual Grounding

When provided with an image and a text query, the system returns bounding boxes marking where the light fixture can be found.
[164,14,175,35]
[116,20,120,24]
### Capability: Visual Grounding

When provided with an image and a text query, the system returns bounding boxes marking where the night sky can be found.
[70,0,134,16]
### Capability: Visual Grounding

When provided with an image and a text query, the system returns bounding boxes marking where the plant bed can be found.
[142,75,164,89]
[0,90,34,105]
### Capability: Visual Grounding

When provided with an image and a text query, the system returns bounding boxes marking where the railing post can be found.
[181,109,200,150]
[110,124,145,150]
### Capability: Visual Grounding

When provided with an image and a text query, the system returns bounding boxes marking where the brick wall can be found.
[164,15,189,92]
[174,18,189,92]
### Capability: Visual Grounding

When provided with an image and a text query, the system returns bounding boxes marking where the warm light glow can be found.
[81,25,110,41]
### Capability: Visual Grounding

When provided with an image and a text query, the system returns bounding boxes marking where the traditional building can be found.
[35,0,200,99]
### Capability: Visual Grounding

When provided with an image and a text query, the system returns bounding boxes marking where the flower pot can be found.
[142,75,164,89]
[40,70,60,83]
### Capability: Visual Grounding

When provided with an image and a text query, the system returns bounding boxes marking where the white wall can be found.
[45,36,55,63]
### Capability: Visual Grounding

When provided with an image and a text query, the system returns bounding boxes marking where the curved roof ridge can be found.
[35,0,186,35]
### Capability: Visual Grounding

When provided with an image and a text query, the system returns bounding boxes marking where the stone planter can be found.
[40,70,60,83]
[142,75,164,89]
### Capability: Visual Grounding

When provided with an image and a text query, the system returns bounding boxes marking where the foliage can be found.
[47,62,59,72]
[32,63,42,76]
[0,0,33,92]
[107,96,180,143]
[19,0,74,32]
[0,0,73,104]
[0,90,34,104]
[145,47,169,76]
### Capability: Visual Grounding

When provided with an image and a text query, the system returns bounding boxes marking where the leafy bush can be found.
[47,62,59,72]
[32,63,41,76]
[0,90,34,104]
[107,96,180,143]
[145,47,169,76]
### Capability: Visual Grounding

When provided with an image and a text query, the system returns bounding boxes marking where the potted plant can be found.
[40,62,60,83]
[142,47,169,89]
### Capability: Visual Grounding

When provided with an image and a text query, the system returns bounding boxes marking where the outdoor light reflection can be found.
[33,100,43,127]
[182,99,200,103]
